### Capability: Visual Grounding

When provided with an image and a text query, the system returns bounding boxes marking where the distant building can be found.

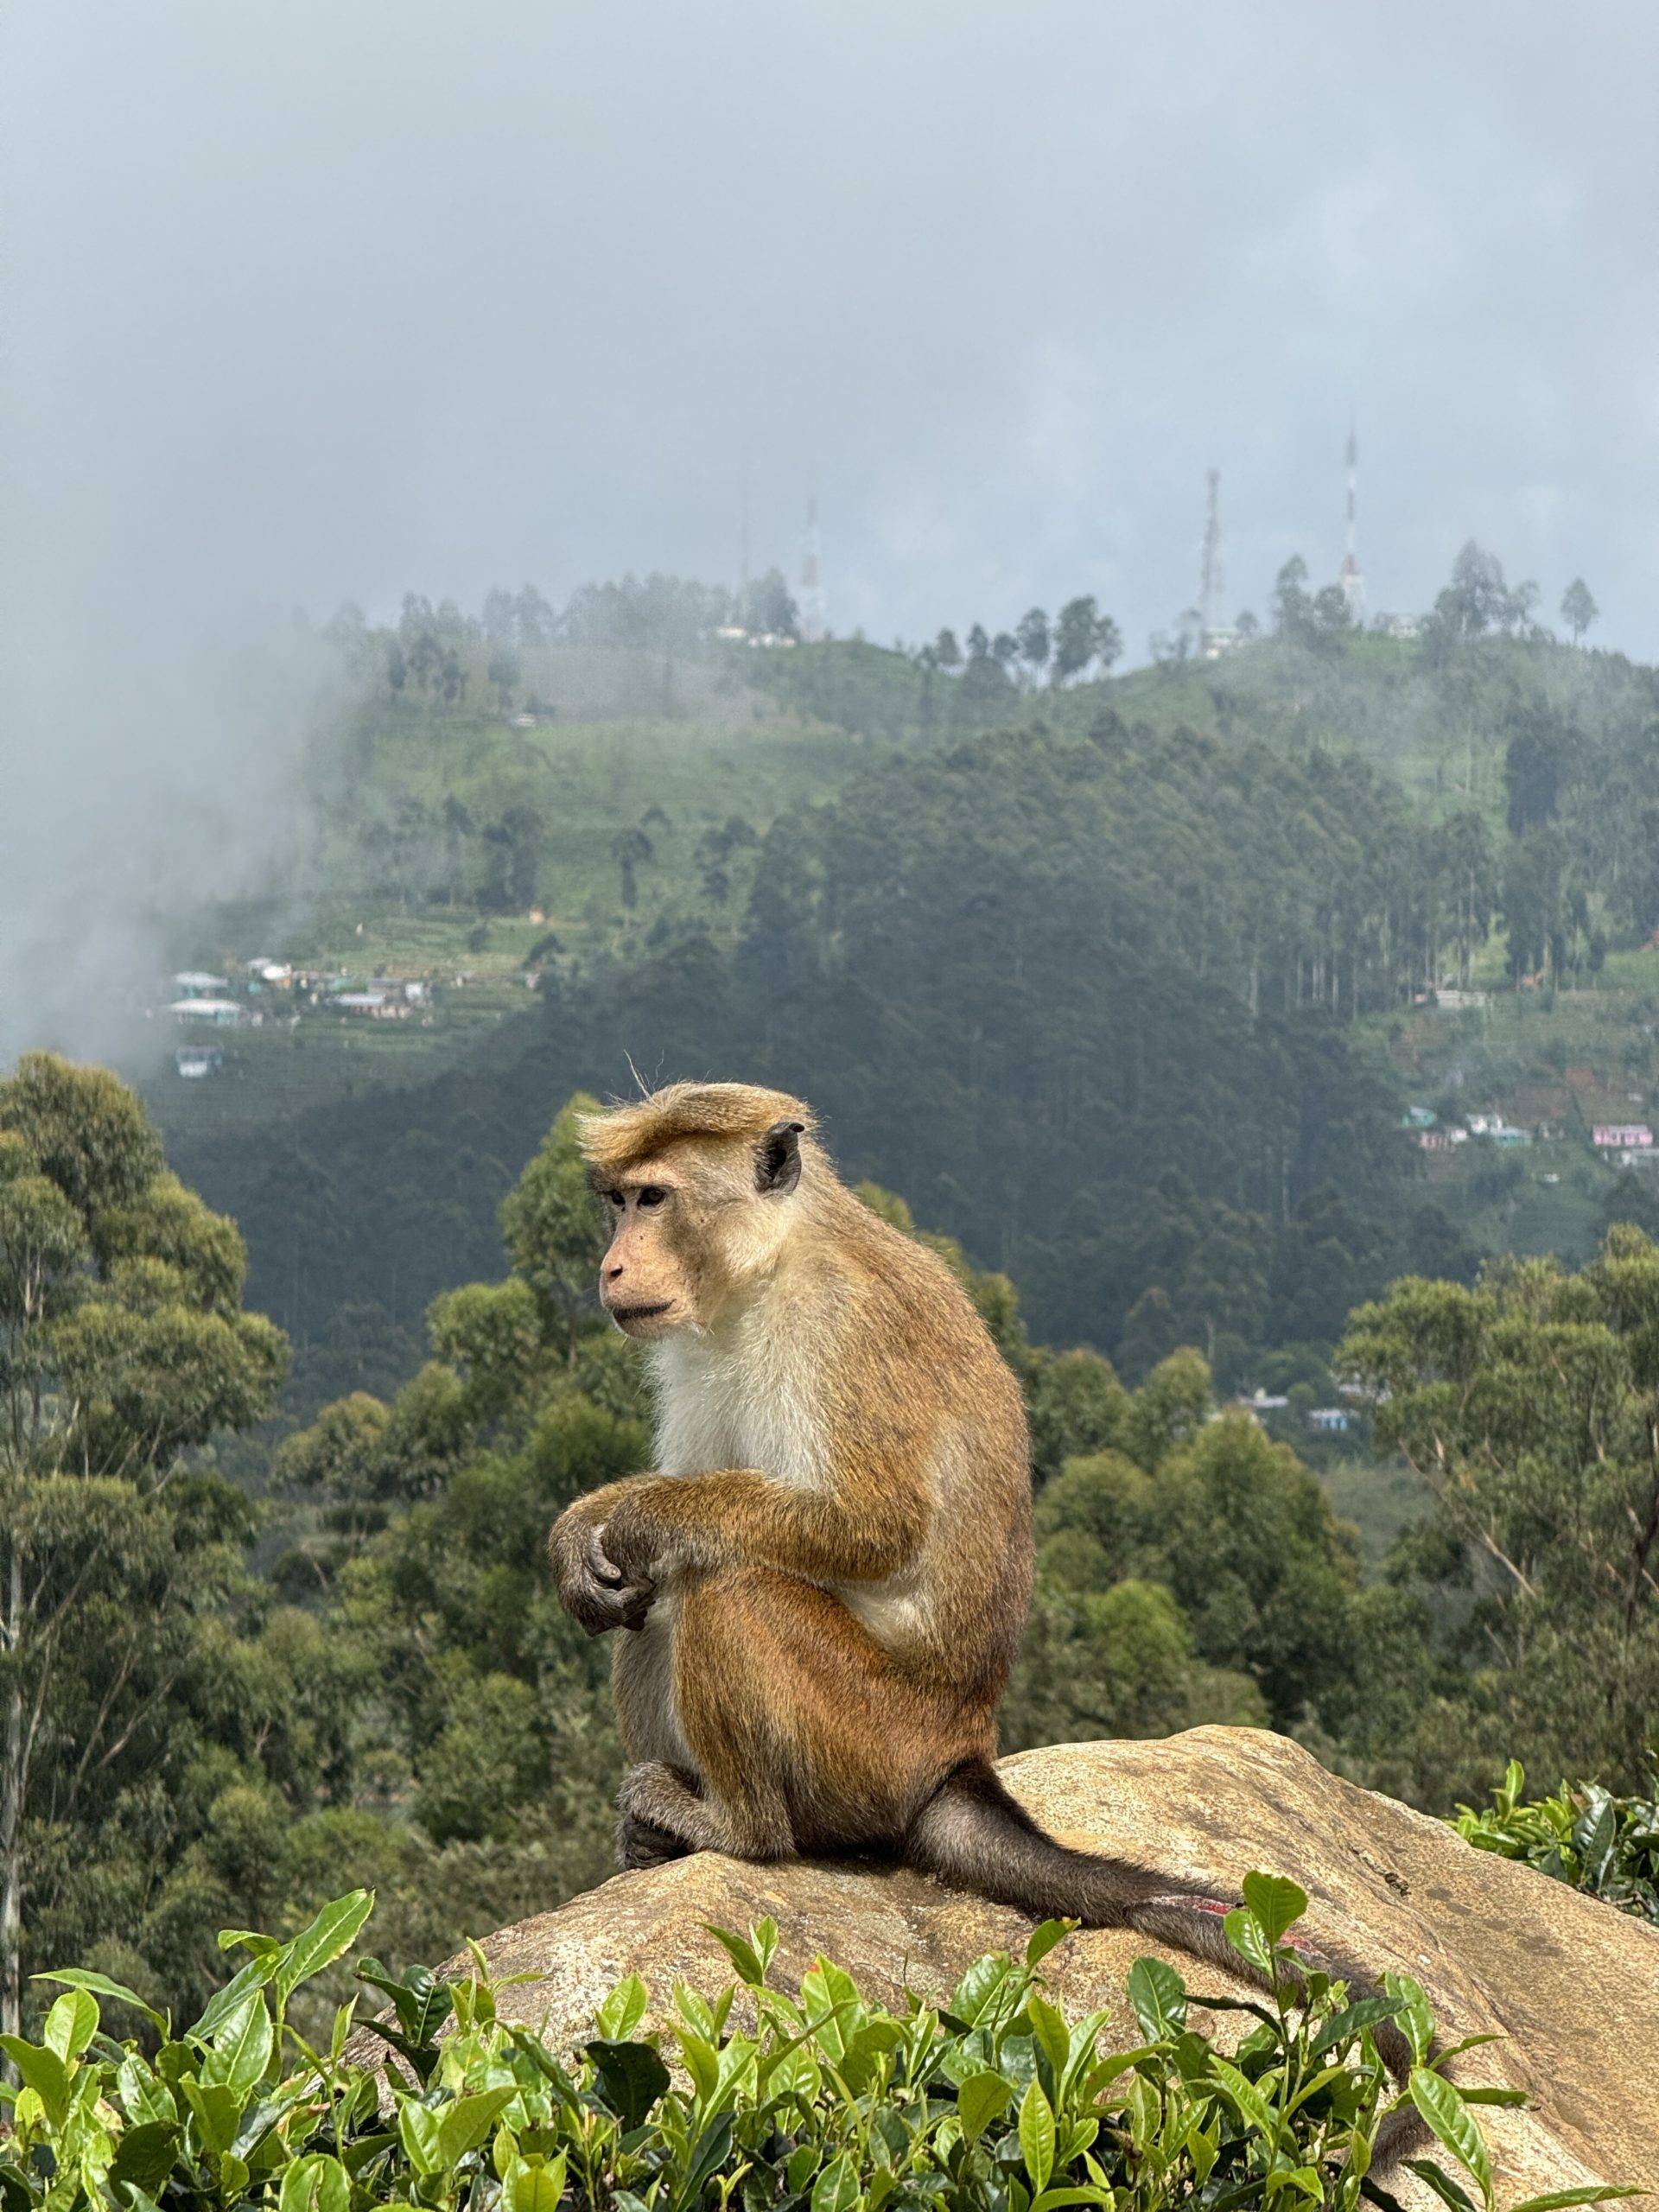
[1417,1131,1454,1152]
[172,970,229,997]
[1401,1106,1436,1129]
[1306,1407,1351,1433]
[1431,987,1488,1011]
[168,997,244,1027]
[1593,1124,1653,1151]
[1237,1389,1290,1421]
[174,1046,225,1079]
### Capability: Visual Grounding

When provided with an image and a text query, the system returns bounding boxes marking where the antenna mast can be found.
[1199,467,1224,652]
[798,481,826,642]
[1338,427,1364,620]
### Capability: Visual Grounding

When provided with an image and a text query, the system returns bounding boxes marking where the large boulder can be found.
[433,1730,1659,2196]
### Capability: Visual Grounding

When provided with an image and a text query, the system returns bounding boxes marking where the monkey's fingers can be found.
[584,1523,627,1587]
[570,1568,656,1637]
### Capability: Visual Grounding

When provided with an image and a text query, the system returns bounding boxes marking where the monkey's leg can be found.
[648,1566,978,1864]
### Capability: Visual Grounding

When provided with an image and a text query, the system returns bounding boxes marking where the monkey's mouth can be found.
[609,1300,675,1325]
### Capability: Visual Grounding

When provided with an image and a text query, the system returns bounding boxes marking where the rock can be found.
[412,1730,1659,2196]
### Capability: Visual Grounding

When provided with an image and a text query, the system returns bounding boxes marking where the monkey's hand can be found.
[550,1500,656,1636]
[596,1480,700,1587]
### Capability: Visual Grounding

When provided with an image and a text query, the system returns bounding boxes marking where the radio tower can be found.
[798,484,826,643]
[1198,467,1224,653]
[1338,427,1364,621]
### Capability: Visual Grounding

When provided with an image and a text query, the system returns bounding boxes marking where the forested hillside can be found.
[154,550,1659,1412]
[11,1056,1658,2030]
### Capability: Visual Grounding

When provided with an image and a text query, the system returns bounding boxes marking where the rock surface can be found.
[422,1730,1659,2196]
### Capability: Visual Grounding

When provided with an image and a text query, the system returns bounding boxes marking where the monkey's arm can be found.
[593,1459,931,1588]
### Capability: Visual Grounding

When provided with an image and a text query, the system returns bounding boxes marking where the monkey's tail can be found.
[906,1759,1421,2120]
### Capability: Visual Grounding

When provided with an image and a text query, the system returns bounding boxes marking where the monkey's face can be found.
[594,1122,805,1338]
[596,1175,703,1339]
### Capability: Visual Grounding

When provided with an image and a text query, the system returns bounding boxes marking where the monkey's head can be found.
[580,1082,816,1338]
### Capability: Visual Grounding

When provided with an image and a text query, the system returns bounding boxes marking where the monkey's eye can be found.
[637,1185,668,1209]
[604,1189,624,1208]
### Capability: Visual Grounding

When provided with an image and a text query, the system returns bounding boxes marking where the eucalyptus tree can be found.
[0,1055,285,2032]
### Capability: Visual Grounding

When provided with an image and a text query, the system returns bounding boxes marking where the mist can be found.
[3,0,1656,1064]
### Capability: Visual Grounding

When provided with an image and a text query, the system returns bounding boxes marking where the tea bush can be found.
[1452,1759,1659,1923]
[0,1876,1634,2212]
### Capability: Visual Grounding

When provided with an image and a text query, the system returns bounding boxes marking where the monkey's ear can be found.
[756,1120,805,1196]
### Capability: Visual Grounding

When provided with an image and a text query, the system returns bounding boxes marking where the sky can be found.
[2,0,1656,1056]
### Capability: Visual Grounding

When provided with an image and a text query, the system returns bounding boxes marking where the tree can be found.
[498,1097,609,1365]
[932,628,962,672]
[1271,557,1312,642]
[610,826,655,909]
[1052,596,1103,685]
[1561,577,1599,646]
[1015,608,1050,684]
[1339,1230,1659,1793]
[0,1057,286,2031]
[487,644,521,713]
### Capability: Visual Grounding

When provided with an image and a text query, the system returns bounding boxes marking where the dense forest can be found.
[165,546,1659,1405]
[8,1053,1658,2040]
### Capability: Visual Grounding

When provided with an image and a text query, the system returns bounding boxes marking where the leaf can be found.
[280,2155,350,2212]
[1409,2071,1493,2210]
[671,2113,734,2212]
[586,2038,671,2129]
[509,2156,569,2212]
[182,2077,243,2158]
[397,2101,442,2178]
[1241,1871,1307,1948]
[276,1891,374,2003]
[1125,1956,1187,2043]
[1311,1994,1403,2055]
[0,2038,67,2125]
[109,2122,181,2196]
[1508,2193,1648,2212]
[194,1955,277,2042]
[1027,1992,1071,2082]
[218,1930,283,1961]
[34,1966,166,2036]
[1382,1972,1434,2066]
[677,2025,720,2104]
[594,1974,651,2042]
[1026,1920,1075,1969]
[42,1988,98,2063]
[949,1953,1012,2026]
[1019,2076,1056,2196]
[706,1925,766,1987]
[1208,2055,1273,2140]
[357,1959,453,2049]
[811,2152,860,2212]
[437,2086,518,2169]
[1224,1908,1274,1978]
[1403,2161,1481,2212]
[957,2069,1015,2143]
[213,1990,274,2094]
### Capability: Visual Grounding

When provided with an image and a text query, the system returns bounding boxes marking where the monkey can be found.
[547,1079,1420,2107]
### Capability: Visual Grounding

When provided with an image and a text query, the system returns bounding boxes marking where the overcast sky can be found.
[4,0,1656,657]
[2,2,1656,1061]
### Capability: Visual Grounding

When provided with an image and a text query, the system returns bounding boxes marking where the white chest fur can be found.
[647,1311,825,1489]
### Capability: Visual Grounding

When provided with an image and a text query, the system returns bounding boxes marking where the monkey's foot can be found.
[618,1811,694,1870]
[618,1760,711,1856]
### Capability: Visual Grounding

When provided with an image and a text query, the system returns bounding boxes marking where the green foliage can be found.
[1004,1353,1360,1751]
[1452,1758,1659,1923]
[0,1885,1588,2212]
[0,1056,290,2031]
[1339,1226,1659,1793]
